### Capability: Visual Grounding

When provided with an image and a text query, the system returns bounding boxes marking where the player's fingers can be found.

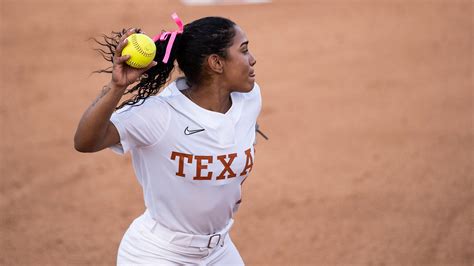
[115,28,137,57]
[119,28,136,42]
[115,38,129,58]
[115,55,131,64]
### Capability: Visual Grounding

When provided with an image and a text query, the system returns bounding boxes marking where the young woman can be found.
[74,14,260,265]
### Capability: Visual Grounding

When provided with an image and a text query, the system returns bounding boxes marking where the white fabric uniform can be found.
[116,210,244,265]
[110,78,261,264]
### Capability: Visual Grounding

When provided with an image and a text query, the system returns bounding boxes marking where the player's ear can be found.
[207,54,224,74]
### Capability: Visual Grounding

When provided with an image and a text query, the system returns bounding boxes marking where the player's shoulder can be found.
[118,95,166,109]
[114,96,170,120]
[155,78,194,109]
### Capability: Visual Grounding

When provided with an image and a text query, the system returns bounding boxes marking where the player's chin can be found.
[243,78,256,92]
[234,78,255,93]
[240,84,254,93]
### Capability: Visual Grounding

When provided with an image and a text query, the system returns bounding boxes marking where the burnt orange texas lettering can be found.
[170,149,254,180]
[216,153,237,180]
[170,151,193,177]
[193,156,213,180]
[240,148,254,176]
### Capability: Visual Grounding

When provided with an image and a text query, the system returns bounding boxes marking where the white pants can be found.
[117,211,244,265]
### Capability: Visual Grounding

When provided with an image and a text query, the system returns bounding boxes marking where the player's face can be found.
[222,26,257,92]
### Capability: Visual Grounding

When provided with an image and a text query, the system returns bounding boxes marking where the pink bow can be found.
[152,13,184,64]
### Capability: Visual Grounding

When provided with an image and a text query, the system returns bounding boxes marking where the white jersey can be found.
[110,78,261,235]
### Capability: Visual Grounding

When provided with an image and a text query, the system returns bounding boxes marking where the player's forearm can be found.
[74,82,125,151]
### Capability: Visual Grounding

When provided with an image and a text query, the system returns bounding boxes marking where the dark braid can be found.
[93,28,178,109]
[93,16,236,109]
[118,32,179,109]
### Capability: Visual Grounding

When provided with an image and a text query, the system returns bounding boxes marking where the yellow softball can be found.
[121,33,156,68]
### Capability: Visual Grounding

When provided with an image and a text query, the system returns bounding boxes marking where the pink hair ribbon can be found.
[152,13,184,64]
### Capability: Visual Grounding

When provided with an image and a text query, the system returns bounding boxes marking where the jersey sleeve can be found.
[109,97,171,154]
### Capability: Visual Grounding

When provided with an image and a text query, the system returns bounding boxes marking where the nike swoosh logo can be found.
[184,126,205,135]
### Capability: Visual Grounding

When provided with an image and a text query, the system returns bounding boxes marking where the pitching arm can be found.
[74,28,156,152]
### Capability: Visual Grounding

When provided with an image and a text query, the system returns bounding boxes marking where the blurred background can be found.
[1,0,472,264]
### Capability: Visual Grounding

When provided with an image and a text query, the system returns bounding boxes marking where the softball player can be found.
[74,14,260,265]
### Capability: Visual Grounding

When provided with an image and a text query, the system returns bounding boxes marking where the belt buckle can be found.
[207,233,221,248]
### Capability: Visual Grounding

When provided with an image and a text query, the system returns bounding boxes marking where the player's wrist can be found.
[107,81,127,92]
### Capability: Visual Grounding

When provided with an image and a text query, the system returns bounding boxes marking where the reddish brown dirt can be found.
[1,0,472,265]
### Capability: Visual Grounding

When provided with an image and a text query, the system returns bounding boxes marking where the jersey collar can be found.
[161,78,244,131]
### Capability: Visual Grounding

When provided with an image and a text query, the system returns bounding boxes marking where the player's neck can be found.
[187,83,232,114]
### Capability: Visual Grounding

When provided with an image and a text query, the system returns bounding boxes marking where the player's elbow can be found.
[74,144,93,153]
[74,140,93,153]
[74,134,97,153]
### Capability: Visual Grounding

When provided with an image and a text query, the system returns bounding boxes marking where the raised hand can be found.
[111,28,157,88]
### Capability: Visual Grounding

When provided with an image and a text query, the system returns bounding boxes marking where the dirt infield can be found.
[1,0,472,264]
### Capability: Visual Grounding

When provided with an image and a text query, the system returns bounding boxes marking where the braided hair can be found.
[93,17,236,109]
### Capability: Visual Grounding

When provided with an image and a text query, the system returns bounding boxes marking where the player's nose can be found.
[249,52,256,66]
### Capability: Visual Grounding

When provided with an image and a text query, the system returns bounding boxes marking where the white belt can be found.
[142,210,234,249]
